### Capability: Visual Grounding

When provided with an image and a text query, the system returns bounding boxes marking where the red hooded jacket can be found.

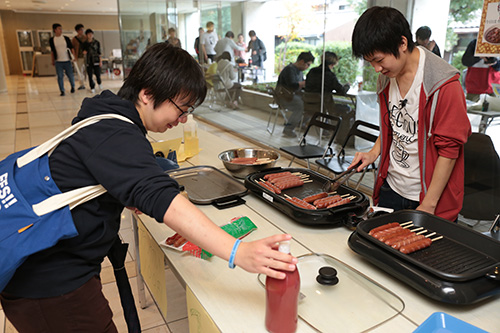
[374,47,471,221]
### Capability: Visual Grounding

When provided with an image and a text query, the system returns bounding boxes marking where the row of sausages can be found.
[369,222,434,254]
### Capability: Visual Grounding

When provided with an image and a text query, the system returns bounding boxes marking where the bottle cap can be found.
[278,240,290,254]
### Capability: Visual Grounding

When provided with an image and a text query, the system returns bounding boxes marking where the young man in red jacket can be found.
[350,6,471,221]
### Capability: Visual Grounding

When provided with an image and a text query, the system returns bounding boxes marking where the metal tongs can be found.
[324,161,362,192]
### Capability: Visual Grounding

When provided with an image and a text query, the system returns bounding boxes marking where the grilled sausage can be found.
[259,181,276,193]
[326,197,351,208]
[286,197,317,210]
[231,157,258,164]
[391,234,426,250]
[270,175,302,184]
[378,228,412,242]
[385,232,417,246]
[275,179,304,190]
[369,222,400,235]
[400,238,432,254]
[166,233,182,245]
[314,195,342,209]
[292,197,317,210]
[264,171,292,180]
[303,192,328,203]
[174,236,187,247]
[372,226,403,239]
[264,181,282,194]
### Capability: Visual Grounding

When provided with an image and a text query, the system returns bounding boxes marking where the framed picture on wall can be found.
[38,31,52,49]
[17,30,33,47]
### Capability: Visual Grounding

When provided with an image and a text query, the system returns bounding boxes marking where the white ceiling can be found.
[0,0,118,14]
[0,0,259,15]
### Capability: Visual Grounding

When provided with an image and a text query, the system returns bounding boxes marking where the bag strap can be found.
[16,114,134,216]
[33,185,107,216]
[17,114,133,168]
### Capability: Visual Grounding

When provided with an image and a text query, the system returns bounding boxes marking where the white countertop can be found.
[135,123,500,332]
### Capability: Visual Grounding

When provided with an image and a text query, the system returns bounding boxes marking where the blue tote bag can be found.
[0,114,132,291]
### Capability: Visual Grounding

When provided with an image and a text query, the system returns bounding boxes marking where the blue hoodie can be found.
[5,90,179,297]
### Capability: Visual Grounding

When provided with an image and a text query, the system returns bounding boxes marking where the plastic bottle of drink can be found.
[265,241,300,333]
[183,114,199,157]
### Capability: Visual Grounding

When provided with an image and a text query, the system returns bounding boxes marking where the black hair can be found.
[75,24,84,32]
[217,51,232,62]
[416,26,432,40]
[297,51,315,63]
[85,29,93,35]
[323,51,338,66]
[249,30,256,37]
[52,23,61,32]
[225,31,235,38]
[168,27,176,33]
[352,6,415,59]
[118,43,207,109]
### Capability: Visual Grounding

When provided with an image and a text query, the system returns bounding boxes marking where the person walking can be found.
[201,21,218,63]
[82,29,102,94]
[71,23,87,90]
[49,23,76,96]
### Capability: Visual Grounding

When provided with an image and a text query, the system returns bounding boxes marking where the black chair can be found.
[316,120,379,189]
[460,133,500,226]
[279,112,342,168]
[266,86,289,134]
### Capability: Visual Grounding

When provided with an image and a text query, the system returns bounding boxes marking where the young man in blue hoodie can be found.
[1,43,297,332]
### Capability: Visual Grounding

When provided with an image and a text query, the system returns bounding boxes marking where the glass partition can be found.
[116,0,500,230]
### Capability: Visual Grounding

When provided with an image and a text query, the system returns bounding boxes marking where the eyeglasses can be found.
[169,98,195,119]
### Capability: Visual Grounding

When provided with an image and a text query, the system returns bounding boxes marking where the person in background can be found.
[201,21,218,63]
[461,38,500,102]
[166,27,181,48]
[415,26,441,57]
[234,33,247,62]
[82,29,102,94]
[71,23,87,90]
[350,6,471,222]
[305,51,349,96]
[247,30,266,68]
[0,43,296,333]
[216,51,242,109]
[49,23,76,96]
[214,31,245,65]
[276,51,315,137]
[305,51,352,139]
[194,27,204,63]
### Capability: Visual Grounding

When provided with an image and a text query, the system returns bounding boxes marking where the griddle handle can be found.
[212,195,246,210]
[342,212,362,230]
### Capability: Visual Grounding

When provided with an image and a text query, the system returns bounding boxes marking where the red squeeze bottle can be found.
[265,241,300,333]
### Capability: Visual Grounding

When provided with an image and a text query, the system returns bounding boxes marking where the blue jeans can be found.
[55,61,75,93]
[378,180,419,211]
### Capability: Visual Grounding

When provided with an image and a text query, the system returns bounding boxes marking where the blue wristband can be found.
[228,239,242,269]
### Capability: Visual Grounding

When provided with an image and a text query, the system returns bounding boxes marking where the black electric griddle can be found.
[245,167,369,227]
[348,210,500,304]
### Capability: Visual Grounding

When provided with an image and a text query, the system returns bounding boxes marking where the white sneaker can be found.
[91,88,96,93]
[99,84,103,90]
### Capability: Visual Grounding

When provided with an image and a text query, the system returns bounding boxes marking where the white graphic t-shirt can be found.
[386,46,426,201]
[53,35,70,62]
[201,31,218,55]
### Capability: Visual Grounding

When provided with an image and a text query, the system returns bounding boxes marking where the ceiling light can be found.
[32,0,47,3]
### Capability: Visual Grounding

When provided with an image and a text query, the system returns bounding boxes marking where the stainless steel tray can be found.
[167,165,247,208]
